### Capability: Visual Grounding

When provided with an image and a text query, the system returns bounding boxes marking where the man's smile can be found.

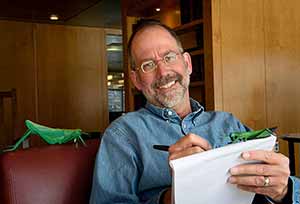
[158,80,176,89]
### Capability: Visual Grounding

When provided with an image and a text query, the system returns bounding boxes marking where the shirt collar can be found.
[144,98,204,121]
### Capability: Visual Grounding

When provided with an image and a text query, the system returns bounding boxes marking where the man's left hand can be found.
[228,150,290,202]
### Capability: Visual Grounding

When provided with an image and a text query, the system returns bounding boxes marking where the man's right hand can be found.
[168,133,212,160]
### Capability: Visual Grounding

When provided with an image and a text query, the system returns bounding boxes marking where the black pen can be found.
[153,145,170,151]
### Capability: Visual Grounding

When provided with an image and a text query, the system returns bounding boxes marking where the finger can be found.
[228,175,275,187]
[228,175,288,189]
[169,133,211,153]
[230,163,290,177]
[236,185,273,197]
[169,146,206,160]
[241,150,289,166]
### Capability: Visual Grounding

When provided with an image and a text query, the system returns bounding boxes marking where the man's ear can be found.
[183,52,192,75]
[130,70,142,90]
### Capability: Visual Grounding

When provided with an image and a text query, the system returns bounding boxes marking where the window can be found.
[106,34,124,122]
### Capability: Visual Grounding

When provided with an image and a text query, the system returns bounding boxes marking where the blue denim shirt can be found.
[90,99,300,204]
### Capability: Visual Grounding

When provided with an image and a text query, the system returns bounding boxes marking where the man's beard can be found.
[142,67,190,108]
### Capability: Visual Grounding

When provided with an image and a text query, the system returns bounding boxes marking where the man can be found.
[90,20,299,204]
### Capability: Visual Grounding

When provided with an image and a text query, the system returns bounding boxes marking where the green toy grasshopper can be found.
[2,120,87,152]
[229,127,277,144]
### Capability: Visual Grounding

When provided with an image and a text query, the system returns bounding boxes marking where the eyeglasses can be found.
[137,51,182,73]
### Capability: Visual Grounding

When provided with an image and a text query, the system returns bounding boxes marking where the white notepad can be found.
[169,135,277,204]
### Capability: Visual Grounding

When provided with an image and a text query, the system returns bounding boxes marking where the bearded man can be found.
[90,20,299,204]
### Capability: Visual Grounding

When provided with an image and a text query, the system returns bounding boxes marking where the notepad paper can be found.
[169,135,277,204]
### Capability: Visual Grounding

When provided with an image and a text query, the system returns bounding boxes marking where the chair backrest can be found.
[0,89,17,149]
[0,138,100,204]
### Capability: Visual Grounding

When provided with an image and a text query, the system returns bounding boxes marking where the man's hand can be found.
[168,133,212,160]
[228,150,290,202]
[161,134,211,204]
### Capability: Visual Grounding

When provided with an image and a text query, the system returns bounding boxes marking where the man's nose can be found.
[155,60,169,76]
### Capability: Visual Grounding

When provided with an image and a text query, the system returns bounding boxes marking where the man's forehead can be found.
[133,25,173,42]
[131,26,178,58]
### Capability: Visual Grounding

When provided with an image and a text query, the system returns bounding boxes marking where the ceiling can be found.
[126,0,179,17]
[0,0,122,28]
[0,0,179,72]
[0,0,181,28]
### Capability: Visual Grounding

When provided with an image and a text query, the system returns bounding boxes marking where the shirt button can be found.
[183,124,186,128]
[168,111,172,116]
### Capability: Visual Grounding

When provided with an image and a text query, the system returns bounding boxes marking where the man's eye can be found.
[164,53,176,63]
[142,61,155,71]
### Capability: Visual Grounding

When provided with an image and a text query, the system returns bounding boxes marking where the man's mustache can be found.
[152,73,183,89]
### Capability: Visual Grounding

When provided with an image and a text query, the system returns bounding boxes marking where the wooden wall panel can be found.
[212,0,300,175]
[0,20,36,147]
[214,0,267,129]
[264,0,300,175]
[36,24,108,133]
[211,0,223,111]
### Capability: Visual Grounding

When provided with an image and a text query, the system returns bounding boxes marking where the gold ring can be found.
[263,176,270,187]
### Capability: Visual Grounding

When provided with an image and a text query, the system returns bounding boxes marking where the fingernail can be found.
[227,177,236,183]
[242,152,250,159]
[230,167,238,174]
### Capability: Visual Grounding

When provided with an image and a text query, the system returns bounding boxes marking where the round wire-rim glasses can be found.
[136,51,183,73]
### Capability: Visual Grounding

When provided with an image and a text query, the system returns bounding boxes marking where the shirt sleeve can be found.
[268,176,300,204]
[289,176,300,203]
[89,126,167,204]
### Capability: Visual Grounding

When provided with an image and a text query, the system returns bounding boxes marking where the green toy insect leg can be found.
[73,136,86,148]
[2,129,32,152]
[78,135,86,146]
